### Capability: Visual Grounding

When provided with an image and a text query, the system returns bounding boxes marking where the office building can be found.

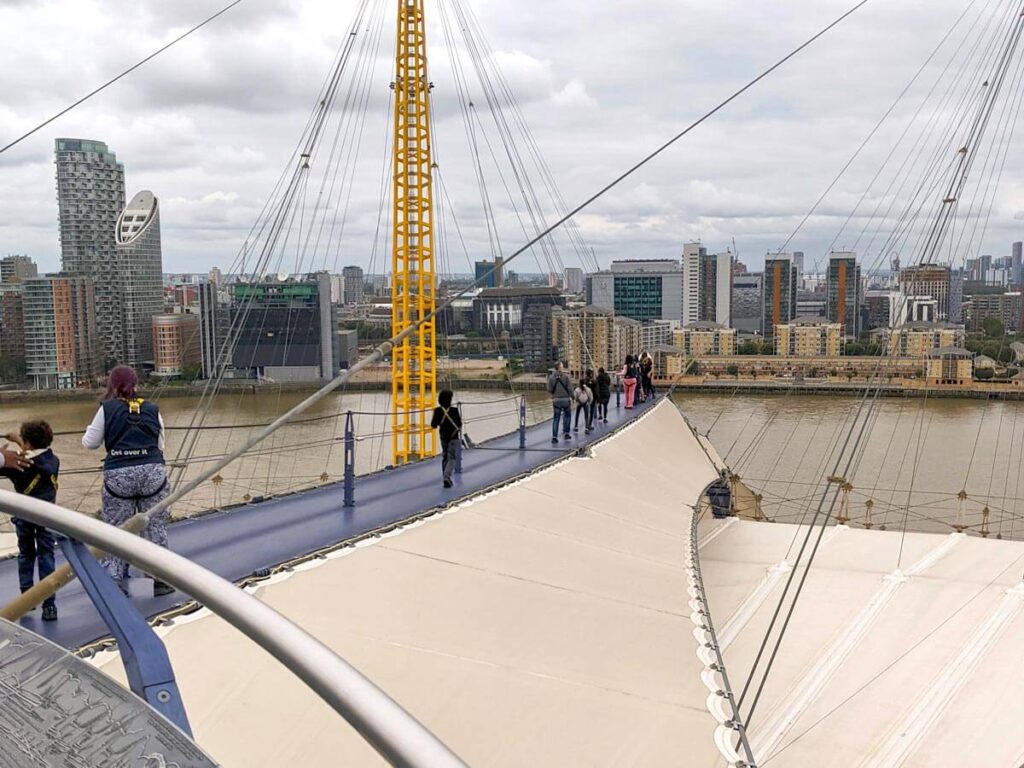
[342,265,364,305]
[563,267,584,295]
[965,292,1023,333]
[899,264,953,321]
[793,251,805,277]
[115,190,164,368]
[474,258,504,289]
[0,255,37,284]
[55,138,126,364]
[863,290,901,330]
[674,322,736,357]
[681,242,706,324]
[826,251,861,338]
[23,274,101,389]
[775,317,843,357]
[1013,242,1023,284]
[472,287,563,333]
[762,254,798,338]
[732,273,763,335]
[334,328,358,370]
[698,251,733,325]
[588,260,683,323]
[229,273,337,381]
[873,321,966,357]
[152,314,200,377]
[0,285,25,364]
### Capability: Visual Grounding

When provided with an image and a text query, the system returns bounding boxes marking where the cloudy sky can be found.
[2,0,1023,277]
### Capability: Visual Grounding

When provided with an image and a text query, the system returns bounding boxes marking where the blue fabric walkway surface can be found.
[0,397,656,651]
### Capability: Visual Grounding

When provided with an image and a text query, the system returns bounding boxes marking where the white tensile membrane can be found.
[94,400,724,766]
[91,398,1024,767]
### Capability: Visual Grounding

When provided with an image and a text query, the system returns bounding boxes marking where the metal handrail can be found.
[0,489,465,768]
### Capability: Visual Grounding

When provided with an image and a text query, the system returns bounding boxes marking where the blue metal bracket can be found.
[344,410,356,507]
[57,536,193,737]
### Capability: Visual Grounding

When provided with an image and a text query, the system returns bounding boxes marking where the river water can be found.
[3,389,1019,538]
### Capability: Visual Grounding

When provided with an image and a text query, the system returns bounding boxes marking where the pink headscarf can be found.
[104,365,138,401]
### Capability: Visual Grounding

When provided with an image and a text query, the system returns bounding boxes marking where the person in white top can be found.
[82,365,174,597]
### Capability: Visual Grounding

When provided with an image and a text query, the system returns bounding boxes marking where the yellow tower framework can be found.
[391,0,437,464]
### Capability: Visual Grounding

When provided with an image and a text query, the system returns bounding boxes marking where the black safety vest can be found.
[102,398,164,470]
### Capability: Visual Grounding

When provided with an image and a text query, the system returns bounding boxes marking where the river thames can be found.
[3,389,1021,538]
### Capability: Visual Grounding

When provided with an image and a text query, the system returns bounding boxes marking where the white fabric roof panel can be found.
[95,401,726,767]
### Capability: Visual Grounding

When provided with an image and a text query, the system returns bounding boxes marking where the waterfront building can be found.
[864,290,900,330]
[522,304,557,372]
[228,273,337,381]
[673,322,736,357]
[342,265,364,305]
[471,286,563,333]
[873,321,966,357]
[826,251,861,338]
[152,313,200,377]
[115,190,164,368]
[55,138,126,365]
[551,306,642,375]
[762,254,798,339]
[925,347,973,386]
[198,281,229,380]
[899,263,953,321]
[563,267,583,295]
[775,316,843,357]
[0,284,26,365]
[965,291,1023,333]
[639,320,674,351]
[0,255,37,284]
[23,274,101,389]
[587,260,683,323]
[681,242,706,325]
[732,273,763,335]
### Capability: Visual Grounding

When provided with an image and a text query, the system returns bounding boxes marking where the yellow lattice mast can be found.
[391,0,437,464]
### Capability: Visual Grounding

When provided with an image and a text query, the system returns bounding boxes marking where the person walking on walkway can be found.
[573,376,594,434]
[430,390,462,489]
[83,365,175,597]
[595,367,611,423]
[619,355,639,409]
[547,361,573,444]
[1,420,60,621]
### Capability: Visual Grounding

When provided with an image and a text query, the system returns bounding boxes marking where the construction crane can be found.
[391,0,437,464]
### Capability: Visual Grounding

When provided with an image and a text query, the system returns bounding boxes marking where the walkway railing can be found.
[0,488,466,768]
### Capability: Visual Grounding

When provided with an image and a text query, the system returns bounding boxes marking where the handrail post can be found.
[455,401,463,474]
[616,376,621,409]
[343,411,355,507]
[518,394,527,450]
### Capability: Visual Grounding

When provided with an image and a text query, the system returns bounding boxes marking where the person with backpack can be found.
[546,361,573,444]
[430,389,462,489]
[595,367,612,423]
[619,355,639,409]
[1,420,60,621]
[82,365,175,597]
[573,376,594,434]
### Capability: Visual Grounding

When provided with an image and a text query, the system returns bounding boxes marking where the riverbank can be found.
[669,378,1024,400]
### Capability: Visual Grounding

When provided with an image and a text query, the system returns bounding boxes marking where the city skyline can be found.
[6,2,1024,275]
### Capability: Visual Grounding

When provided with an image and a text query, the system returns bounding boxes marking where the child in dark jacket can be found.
[0,420,60,621]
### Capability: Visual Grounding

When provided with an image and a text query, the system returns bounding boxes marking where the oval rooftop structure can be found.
[115,189,158,245]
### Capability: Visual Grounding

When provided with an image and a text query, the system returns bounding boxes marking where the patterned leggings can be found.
[100,463,171,582]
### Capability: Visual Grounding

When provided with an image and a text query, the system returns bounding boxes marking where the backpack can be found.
[576,387,591,405]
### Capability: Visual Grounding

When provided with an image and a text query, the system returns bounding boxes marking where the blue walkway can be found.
[2,397,656,651]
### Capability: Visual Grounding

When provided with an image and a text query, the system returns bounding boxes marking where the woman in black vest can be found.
[82,365,175,596]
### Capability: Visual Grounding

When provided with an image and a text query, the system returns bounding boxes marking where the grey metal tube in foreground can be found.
[0,489,466,768]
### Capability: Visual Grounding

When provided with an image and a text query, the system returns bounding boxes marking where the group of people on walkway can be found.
[0,365,175,621]
[546,352,655,442]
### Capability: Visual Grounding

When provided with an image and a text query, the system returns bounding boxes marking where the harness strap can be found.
[104,477,168,501]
